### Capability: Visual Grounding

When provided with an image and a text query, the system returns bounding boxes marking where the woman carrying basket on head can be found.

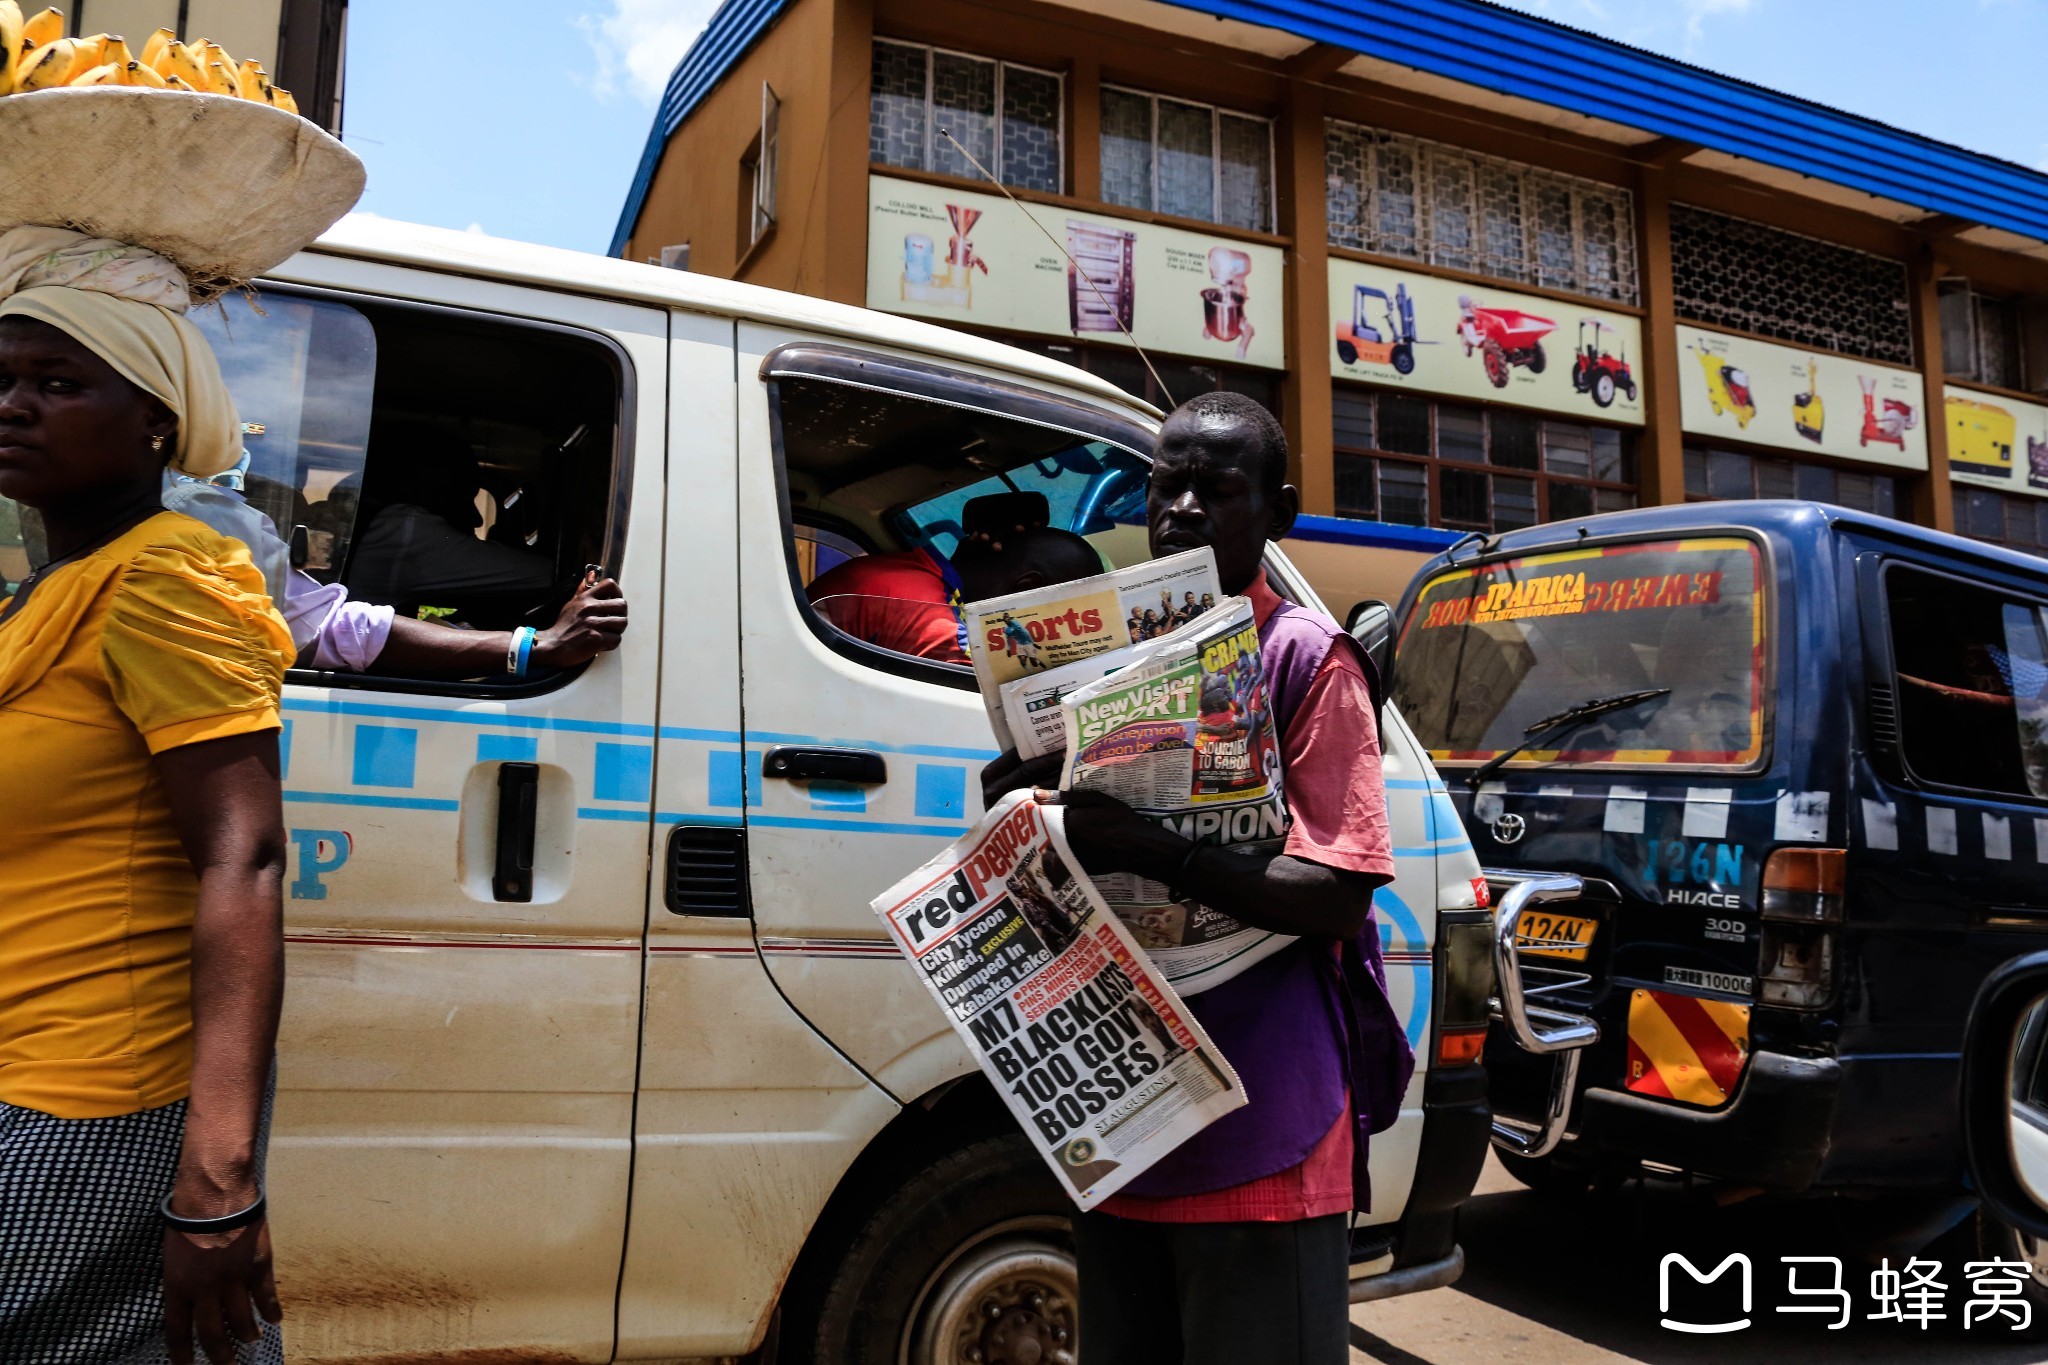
[0,61,364,1365]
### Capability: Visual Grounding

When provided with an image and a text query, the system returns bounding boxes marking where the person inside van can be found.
[346,417,557,630]
[166,453,628,682]
[990,392,1402,1365]
[805,517,1101,663]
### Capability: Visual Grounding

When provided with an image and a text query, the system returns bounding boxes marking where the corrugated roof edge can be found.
[1289,513,1465,553]
[612,0,2048,256]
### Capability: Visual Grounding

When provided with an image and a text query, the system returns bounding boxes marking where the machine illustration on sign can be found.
[1457,293,1556,388]
[1792,358,1823,442]
[1202,247,1253,361]
[899,203,985,308]
[1334,281,1423,374]
[1066,220,1136,334]
[1949,394,2016,477]
[1858,374,1916,451]
[1690,342,1757,428]
[1570,318,1637,409]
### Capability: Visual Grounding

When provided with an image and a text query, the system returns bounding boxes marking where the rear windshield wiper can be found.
[1464,688,1670,792]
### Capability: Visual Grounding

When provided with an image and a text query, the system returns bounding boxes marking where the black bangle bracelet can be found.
[160,1188,266,1235]
[1166,841,1205,902]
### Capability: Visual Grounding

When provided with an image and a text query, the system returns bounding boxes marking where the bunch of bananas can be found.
[0,2,299,114]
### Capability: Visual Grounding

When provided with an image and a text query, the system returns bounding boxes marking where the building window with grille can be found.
[1670,205,1912,366]
[1939,281,2034,392]
[1323,120,1638,304]
[869,39,1063,194]
[1955,487,2048,555]
[1331,388,1637,531]
[1099,87,1274,233]
[1682,445,1900,518]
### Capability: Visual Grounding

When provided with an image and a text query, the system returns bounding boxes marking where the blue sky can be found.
[341,0,2048,257]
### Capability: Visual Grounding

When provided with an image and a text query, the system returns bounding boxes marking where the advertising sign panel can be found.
[866,175,1286,371]
[1676,324,1928,470]
[1945,385,2048,498]
[1327,259,1645,425]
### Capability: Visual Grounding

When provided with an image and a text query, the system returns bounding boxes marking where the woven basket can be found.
[0,87,365,294]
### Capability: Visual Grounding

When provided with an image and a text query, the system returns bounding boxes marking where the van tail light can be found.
[1761,848,1845,923]
[1435,918,1497,1067]
[1758,848,1844,1008]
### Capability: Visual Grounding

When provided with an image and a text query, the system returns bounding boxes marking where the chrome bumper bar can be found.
[1484,870,1600,1159]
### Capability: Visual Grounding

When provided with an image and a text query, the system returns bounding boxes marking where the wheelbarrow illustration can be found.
[1457,295,1555,388]
[1335,282,1429,373]
[1690,344,1756,428]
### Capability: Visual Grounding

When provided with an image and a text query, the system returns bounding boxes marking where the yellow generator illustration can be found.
[1690,344,1756,427]
[1948,395,2016,478]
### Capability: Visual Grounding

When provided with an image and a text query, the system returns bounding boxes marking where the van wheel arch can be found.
[774,1077,1077,1364]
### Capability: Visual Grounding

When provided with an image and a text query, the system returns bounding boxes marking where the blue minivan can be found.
[1383,499,2048,1280]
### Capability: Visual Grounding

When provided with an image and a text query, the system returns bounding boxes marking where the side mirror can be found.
[1961,950,2048,1241]
[1347,599,1395,687]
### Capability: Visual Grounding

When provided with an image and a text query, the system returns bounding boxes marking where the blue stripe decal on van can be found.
[1371,887,1431,1047]
[284,790,462,812]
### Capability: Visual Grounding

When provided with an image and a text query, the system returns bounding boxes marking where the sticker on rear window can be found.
[1664,966,1754,997]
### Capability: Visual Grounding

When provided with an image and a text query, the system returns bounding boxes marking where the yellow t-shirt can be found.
[0,512,291,1119]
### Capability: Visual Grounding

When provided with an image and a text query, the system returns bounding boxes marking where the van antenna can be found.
[937,126,1178,408]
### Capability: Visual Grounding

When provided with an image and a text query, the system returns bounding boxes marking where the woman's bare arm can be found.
[155,730,288,1365]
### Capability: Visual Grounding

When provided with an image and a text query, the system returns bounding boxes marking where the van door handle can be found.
[493,761,539,903]
[762,746,888,785]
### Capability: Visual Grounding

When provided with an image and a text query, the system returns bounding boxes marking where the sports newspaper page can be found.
[964,548,1222,753]
[872,791,1245,1209]
[1057,598,1296,993]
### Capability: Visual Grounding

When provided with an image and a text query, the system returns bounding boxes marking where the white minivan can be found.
[0,217,1586,1363]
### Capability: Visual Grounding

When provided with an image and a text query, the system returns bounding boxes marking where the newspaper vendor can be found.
[990,391,1406,1365]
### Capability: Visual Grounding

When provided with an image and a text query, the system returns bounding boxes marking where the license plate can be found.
[1514,911,1598,961]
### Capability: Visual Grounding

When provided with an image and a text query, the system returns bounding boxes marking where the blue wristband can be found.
[512,627,536,678]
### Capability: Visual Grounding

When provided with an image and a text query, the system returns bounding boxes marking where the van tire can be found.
[790,1132,1077,1365]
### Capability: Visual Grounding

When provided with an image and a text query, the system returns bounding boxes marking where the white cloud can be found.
[1683,0,1755,51]
[465,222,487,235]
[579,0,721,103]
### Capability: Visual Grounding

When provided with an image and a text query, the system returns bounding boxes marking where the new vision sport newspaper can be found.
[1058,598,1296,993]
[873,792,1244,1209]
[963,547,1223,755]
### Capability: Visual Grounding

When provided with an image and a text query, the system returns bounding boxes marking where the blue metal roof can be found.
[1288,513,1463,553]
[612,0,2048,257]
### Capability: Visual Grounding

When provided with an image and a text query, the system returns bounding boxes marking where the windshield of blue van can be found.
[1394,537,1766,768]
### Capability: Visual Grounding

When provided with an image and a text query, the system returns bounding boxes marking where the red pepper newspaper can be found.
[872,791,1245,1209]
[1056,597,1295,994]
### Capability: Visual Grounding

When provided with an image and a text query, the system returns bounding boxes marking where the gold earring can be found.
[150,436,165,453]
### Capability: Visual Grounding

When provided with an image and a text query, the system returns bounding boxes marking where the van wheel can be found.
[796,1133,1078,1365]
[1970,1207,2048,1338]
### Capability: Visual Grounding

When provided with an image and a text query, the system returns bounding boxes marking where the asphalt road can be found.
[1347,1154,2048,1364]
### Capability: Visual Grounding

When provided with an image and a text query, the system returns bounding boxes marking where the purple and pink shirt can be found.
[1100,570,1409,1223]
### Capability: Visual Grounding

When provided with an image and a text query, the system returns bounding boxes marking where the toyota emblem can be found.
[1490,813,1527,845]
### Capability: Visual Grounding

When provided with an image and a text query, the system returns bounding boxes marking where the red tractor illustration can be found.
[1569,318,1637,409]
[1457,294,1555,388]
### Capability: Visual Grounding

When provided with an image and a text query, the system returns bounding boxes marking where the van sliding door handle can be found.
[762,746,888,785]
[493,762,539,903]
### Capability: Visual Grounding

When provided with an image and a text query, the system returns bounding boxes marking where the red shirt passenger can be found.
[805,547,969,663]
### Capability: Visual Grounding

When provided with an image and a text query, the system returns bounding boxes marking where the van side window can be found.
[766,345,1154,680]
[205,287,626,686]
[1885,565,2048,798]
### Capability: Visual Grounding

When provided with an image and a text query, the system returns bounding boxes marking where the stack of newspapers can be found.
[870,547,1298,1206]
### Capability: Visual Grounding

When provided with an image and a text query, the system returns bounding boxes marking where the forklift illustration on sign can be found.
[1792,357,1824,443]
[1334,281,1424,373]
[1568,318,1636,408]
[1858,374,1917,451]
[1690,343,1756,427]
[1457,294,1555,388]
